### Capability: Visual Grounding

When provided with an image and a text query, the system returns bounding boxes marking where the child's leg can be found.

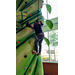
[34,33,44,54]
[39,38,43,54]
[34,37,39,52]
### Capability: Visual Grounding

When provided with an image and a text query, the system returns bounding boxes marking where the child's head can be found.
[26,21,29,24]
[34,20,38,24]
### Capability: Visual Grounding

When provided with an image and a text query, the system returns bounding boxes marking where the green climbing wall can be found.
[16,0,44,75]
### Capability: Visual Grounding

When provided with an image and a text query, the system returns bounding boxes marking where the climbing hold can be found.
[29,41,31,44]
[24,29,26,32]
[41,6,42,8]
[36,0,37,2]
[24,67,27,69]
[34,65,36,67]
[29,71,31,73]
[25,1,27,4]
[24,55,27,58]
[32,53,34,55]
[17,41,20,44]
[29,14,32,16]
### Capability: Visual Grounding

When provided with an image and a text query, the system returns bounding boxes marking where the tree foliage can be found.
[50,31,58,47]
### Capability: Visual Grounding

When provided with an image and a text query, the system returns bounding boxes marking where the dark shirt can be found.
[26,22,43,35]
[34,23,43,35]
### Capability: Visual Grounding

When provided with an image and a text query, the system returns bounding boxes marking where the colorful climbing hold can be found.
[29,41,31,44]
[34,65,36,67]
[29,71,31,73]
[24,67,27,69]
[24,29,26,32]
[36,0,37,2]
[24,55,27,58]
[41,6,42,8]
[25,1,27,4]
[32,53,34,55]
[17,41,20,44]
[29,14,32,16]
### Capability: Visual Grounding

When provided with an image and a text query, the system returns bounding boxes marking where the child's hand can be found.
[39,21,41,22]
[31,25,33,27]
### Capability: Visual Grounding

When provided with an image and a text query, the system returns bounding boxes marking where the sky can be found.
[41,0,58,20]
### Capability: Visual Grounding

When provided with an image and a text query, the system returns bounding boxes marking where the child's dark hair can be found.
[35,19,38,22]
[26,21,29,23]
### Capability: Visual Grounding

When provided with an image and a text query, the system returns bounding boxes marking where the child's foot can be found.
[36,52,38,54]
[33,50,36,53]
[39,53,41,55]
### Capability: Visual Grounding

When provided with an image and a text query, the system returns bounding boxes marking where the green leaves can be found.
[46,20,53,29]
[46,4,51,13]
[44,37,50,46]
[46,4,53,29]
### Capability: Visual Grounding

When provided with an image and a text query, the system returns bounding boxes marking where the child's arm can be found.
[39,21,44,26]
[26,21,34,29]
[26,21,31,27]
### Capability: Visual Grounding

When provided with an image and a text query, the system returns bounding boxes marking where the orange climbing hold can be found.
[36,0,37,2]
[29,41,31,44]
[29,71,31,73]
[24,29,26,32]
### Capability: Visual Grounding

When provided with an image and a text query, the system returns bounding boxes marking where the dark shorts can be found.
[34,32,44,53]
[35,33,44,41]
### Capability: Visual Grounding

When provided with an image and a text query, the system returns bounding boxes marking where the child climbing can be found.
[26,20,44,55]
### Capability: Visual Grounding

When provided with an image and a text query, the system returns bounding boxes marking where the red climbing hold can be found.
[17,41,20,44]
[32,53,34,55]
[41,6,42,8]
[29,14,32,16]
